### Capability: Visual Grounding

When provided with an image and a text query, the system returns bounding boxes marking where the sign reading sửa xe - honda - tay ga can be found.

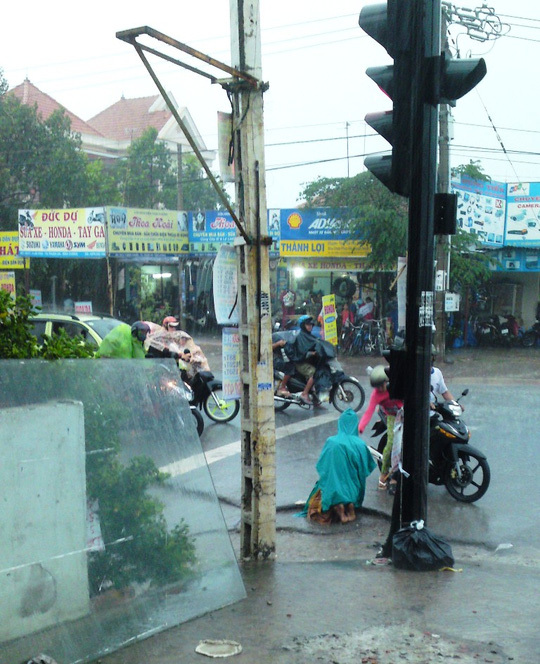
[18,208,106,258]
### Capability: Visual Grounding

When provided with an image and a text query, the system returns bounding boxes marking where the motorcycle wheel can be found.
[522,331,537,348]
[203,387,240,423]
[331,379,365,413]
[274,378,291,412]
[444,450,490,503]
[191,408,204,437]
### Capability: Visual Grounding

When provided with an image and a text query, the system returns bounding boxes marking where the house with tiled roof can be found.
[9,79,215,167]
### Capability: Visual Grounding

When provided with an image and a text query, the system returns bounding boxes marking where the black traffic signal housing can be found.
[359,1,414,197]
[382,347,407,400]
[360,2,487,199]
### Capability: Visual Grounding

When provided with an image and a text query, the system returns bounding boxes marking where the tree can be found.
[451,159,490,182]
[300,171,408,271]
[182,153,229,211]
[116,128,177,209]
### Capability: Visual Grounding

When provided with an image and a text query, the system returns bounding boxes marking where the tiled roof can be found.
[9,79,104,137]
[87,95,172,141]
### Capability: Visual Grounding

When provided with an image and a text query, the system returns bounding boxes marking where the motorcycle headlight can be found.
[447,402,461,417]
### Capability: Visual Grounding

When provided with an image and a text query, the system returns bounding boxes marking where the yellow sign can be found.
[279,239,370,257]
[0,232,28,269]
[106,207,188,256]
[0,271,16,298]
[321,294,338,345]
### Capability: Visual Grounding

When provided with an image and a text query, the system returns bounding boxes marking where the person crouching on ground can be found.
[298,409,376,524]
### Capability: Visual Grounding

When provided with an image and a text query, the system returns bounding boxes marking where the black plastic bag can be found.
[392,520,454,571]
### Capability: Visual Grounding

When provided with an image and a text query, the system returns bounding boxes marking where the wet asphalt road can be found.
[197,338,540,552]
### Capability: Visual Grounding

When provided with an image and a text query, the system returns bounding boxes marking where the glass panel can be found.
[0,359,245,664]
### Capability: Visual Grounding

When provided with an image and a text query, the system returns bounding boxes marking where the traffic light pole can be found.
[400,0,441,525]
[230,0,277,560]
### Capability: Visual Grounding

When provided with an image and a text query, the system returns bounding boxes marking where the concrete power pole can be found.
[230,0,277,560]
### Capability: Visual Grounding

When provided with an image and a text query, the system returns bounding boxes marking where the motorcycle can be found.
[272,334,365,414]
[522,316,540,348]
[369,389,490,503]
[185,369,240,424]
[475,314,520,347]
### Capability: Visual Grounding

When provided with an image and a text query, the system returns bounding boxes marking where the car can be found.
[29,312,125,348]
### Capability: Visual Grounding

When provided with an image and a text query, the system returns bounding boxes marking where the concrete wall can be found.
[0,401,90,642]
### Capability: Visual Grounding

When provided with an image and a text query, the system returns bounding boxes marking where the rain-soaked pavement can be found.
[97,337,539,664]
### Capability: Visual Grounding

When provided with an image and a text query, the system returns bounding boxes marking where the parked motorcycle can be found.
[475,314,520,347]
[522,316,540,348]
[369,390,490,503]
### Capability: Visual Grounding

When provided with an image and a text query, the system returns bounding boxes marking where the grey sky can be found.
[2,1,538,208]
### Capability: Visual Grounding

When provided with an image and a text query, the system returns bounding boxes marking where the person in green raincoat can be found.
[299,409,376,524]
[95,321,149,359]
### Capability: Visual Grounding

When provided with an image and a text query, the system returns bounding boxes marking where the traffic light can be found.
[360,2,487,198]
[382,347,407,400]
[359,1,415,197]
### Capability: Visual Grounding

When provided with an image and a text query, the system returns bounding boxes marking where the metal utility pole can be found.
[400,0,440,525]
[435,11,452,359]
[230,0,276,560]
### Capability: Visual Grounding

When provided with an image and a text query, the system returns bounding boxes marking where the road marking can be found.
[160,411,340,477]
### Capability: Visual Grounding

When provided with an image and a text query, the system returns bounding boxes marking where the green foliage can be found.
[0,290,197,595]
[0,290,39,358]
[86,455,195,593]
[182,153,229,211]
[448,229,496,293]
[451,159,490,182]
[300,172,408,270]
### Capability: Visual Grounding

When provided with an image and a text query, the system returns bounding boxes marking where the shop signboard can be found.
[107,207,188,257]
[489,247,540,272]
[213,245,239,325]
[504,182,540,247]
[321,294,338,345]
[451,176,506,247]
[278,208,369,257]
[221,327,241,400]
[18,208,106,258]
[0,232,28,269]
[0,271,16,298]
[189,210,237,255]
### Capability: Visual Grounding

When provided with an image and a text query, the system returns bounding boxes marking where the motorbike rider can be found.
[288,315,320,405]
[430,346,463,411]
[96,321,149,359]
[162,315,180,331]
[272,333,294,397]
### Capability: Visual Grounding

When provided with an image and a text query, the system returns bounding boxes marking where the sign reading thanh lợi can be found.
[278,208,369,257]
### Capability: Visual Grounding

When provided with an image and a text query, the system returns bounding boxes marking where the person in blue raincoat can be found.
[299,409,377,524]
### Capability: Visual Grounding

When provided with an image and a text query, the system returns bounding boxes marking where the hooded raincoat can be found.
[299,409,376,519]
[95,323,146,359]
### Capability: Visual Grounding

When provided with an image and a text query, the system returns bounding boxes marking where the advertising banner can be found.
[0,232,28,269]
[505,182,540,247]
[221,327,241,401]
[490,247,540,272]
[0,271,16,297]
[189,210,237,254]
[321,294,338,345]
[451,176,506,247]
[75,301,93,314]
[278,208,369,257]
[18,208,106,257]
[107,207,188,257]
[213,245,239,325]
